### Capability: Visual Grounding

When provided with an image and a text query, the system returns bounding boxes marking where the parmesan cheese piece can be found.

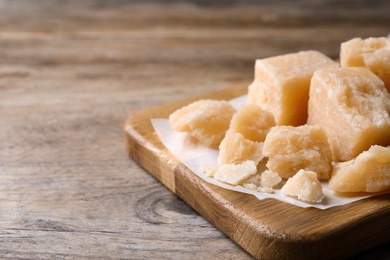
[281,169,324,203]
[363,47,390,92]
[229,104,275,142]
[340,37,389,67]
[243,182,258,191]
[263,125,333,180]
[329,145,390,192]
[199,163,217,178]
[218,131,264,165]
[247,50,338,126]
[340,37,390,92]
[169,99,236,147]
[213,160,257,185]
[308,67,390,161]
[260,170,282,188]
[257,187,274,193]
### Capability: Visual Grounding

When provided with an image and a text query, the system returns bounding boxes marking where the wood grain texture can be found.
[0,0,389,259]
[124,85,390,259]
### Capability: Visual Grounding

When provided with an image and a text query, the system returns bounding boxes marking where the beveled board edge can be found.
[124,84,390,259]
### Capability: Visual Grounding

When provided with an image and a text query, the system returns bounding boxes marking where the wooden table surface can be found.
[0,0,389,259]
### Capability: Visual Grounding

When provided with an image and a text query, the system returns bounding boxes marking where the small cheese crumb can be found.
[242,172,277,193]
[243,180,274,193]
[243,183,258,191]
[213,160,257,185]
[257,187,274,194]
[243,174,261,186]
[199,163,217,177]
[281,169,324,203]
[260,170,282,188]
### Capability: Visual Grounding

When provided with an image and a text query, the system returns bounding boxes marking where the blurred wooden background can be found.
[0,0,389,258]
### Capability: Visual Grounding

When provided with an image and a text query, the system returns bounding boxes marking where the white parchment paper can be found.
[151,95,382,209]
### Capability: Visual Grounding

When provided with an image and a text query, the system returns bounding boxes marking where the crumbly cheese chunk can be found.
[363,47,390,92]
[169,99,236,148]
[340,37,389,67]
[247,50,338,125]
[213,160,257,185]
[218,131,264,165]
[281,169,324,203]
[308,67,390,161]
[263,125,333,180]
[229,104,275,142]
[340,37,390,92]
[329,145,390,192]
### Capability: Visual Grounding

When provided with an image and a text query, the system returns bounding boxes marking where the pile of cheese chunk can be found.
[169,37,390,203]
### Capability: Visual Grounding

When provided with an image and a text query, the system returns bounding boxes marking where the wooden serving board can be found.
[124,84,390,259]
